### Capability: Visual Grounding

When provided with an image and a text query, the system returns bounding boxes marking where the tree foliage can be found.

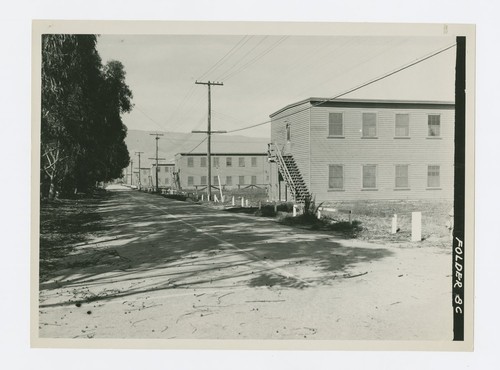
[41,34,133,198]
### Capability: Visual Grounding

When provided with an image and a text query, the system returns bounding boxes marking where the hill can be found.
[125,129,269,168]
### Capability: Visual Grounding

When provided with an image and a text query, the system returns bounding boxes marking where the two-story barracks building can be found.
[268,98,455,203]
[175,152,270,190]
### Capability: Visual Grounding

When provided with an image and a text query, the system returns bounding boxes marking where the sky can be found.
[96,34,456,139]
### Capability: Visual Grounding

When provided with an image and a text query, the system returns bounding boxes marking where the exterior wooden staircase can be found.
[268,142,310,203]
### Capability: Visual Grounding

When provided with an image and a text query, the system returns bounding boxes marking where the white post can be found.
[293,204,297,217]
[201,194,204,201]
[214,194,218,203]
[232,196,235,206]
[391,214,398,234]
[221,195,225,203]
[218,175,223,202]
[241,197,244,207]
[317,210,321,220]
[411,212,422,242]
[245,199,249,207]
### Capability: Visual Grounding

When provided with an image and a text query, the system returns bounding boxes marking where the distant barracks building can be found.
[267,98,455,203]
[175,152,270,190]
[151,163,175,188]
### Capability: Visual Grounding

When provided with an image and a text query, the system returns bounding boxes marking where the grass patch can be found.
[280,214,363,238]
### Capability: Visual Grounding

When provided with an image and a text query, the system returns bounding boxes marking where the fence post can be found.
[214,194,218,203]
[293,204,297,217]
[258,201,261,210]
[348,210,352,225]
[245,199,249,207]
[241,197,244,207]
[274,202,278,213]
[201,194,204,201]
[411,212,422,242]
[232,196,235,206]
[391,214,398,234]
[317,209,321,219]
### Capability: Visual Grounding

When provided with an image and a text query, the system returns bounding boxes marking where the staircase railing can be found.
[273,142,298,201]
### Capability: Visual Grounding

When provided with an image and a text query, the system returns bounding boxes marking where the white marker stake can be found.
[317,210,321,219]
[245,199,249,207]
[391,214,398,234]
[214,194,218,203]
[201,194,204,201]
[411,212,422,242]
[293,205,297,217]
[232,196,235,206]
[241,197,244,207]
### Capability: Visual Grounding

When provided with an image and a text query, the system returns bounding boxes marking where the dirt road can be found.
[38,186,453,340]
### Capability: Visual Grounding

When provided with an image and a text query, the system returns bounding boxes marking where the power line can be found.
[221,36,289,82]
[216,36,268,81]
[225,42,457,134]
[197,35,251,81]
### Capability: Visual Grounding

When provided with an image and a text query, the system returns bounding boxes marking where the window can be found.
[286,123,291,141]
[395,165,409,188]
[239,176,245,185]
[201,176,207,185]
[427,165,440,188]
[187,157,194,167]
[362,113,377,137]
[165,177,170,184]
[226,157,232,167]
[328,165,344,190]
[200,157,207,167]
[239,157,245,167]
[428,115,440,137]
[187,176,194,186]
[213,176,218,185]
[362,165,377,189]
[395,114,409,137]
[226,176,232,186]
[251,157,257,167]
[213,157,220,167]
[164,167,169,172]
[328,112,343,136]
[251,176,257,185]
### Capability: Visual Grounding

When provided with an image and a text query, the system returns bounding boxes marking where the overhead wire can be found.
[224,42,457,134]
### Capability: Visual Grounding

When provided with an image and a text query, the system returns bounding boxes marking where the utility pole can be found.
[129,160,133,186]
[149,133,166,192]
[193,80,225,200]
[135,151,144,189]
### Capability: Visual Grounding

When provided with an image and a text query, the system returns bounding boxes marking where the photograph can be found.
[32,21,474,350]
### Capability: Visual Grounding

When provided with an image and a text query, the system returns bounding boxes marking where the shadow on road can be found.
[39,190,393,307]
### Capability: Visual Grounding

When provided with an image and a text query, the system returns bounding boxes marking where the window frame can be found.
[187,176,194,186]
[239,157,245,167]
[362,112,377,138]
[328,112,344,137]
[394,113,410,138]
[251,175,257,185]
[251,157,257,167]
[362,164,378,190]
[226,176,232,186]
[427,114,441,137]
[328,164,344,190]
[239,175,245,185]
[187,157,194,167]
[226,157,232,167]
[200,157,207,168]
[394,164,410,189]
[200,175,207,186]
[213,157,220,167]
[427,165,441,188]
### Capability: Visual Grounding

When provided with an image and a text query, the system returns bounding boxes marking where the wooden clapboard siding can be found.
[175,153,269,190]
[268,98,455,202]
[309,104,454,201]
[270,101,311,199]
